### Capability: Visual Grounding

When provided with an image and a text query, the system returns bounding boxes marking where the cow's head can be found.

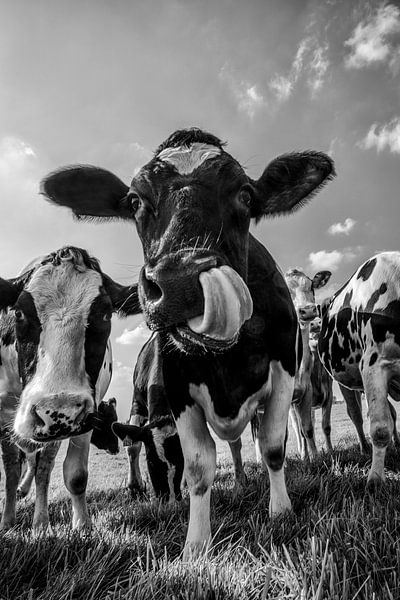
[42,128,334,353]
[90,397,119,454]
[285,268,331,324]
[0,247,140,442]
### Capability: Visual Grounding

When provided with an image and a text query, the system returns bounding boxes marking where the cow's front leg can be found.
[228,438,247,496]
[33,442,61,530]
[294,386,318,459]
[362,356,392,488]
[174,403,216,560]
[258,361,293,516]
[63,432,91,528]
[17,451,37,498]
[0,439,21,529]
[340,386,371,454]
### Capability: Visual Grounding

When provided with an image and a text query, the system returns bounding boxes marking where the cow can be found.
[41,127,335,557]
[317,252,400,487]
[284,269,332,458]
[0,246,140,530]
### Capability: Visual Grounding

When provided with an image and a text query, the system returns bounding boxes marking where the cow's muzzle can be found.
[14,394,94,442]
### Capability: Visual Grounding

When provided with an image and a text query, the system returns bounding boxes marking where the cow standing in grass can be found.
[42,127,334,557]
[318,252,400,487]
[284,269,331,458]
[0,247,139,529]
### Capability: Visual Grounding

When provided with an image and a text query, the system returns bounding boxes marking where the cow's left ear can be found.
[102,274,142,317]
[312,271,332,289]
[0,271,32,310]
[250,151,335,220]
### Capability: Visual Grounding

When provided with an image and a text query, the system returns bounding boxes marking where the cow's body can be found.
[285,269,331,458]
[42,128,334,557]
[318,252,400,485]
[0,247,139,529]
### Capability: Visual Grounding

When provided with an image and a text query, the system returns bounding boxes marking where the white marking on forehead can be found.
[157,143,221,175]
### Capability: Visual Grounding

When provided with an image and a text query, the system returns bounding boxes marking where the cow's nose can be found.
[298,305,318,321]
[33,398,87,429]
[142,268,163,303]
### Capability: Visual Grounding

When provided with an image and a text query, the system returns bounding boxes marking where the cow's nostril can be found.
[143,275,163,303]
[31,405,45,427]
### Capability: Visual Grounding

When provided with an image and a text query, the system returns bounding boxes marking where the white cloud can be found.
[358,117,400,154]
[344,3,400,70]
[328,218,357,236]
[269,36,329,104]
[308,247,360,272]
[0,137,37,191]
[116,321,152,346]
[111,361,133,386]
[219,65,266,119]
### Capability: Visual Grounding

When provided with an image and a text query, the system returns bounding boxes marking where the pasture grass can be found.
[1,442,400,599]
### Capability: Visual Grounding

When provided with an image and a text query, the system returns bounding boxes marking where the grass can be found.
[1,403,400,599]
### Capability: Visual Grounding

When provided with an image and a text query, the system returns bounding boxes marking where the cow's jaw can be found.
[172,265,253,352]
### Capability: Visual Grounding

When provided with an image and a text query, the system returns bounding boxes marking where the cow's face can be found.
[285,269,331,325]
[0,247,139,442]
[42,128,335,353]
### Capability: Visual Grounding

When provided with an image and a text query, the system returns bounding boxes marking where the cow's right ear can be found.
[41,165,131,219]
[0,276,24,310]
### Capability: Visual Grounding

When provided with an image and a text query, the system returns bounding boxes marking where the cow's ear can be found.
[0,274,28,310]
[102,274,142,316]
[312,271,332,289]
[41,165,130,219]
[251,151,335,220]
[108,398,117,407]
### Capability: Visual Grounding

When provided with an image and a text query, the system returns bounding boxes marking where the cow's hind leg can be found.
[228,438,247,496]
[362,355,392,488]
[0,440,21,529]
[33,442,61,529]
[340,386,371,454]
[63,432,91,529]
[321,394,333,453]
[289,405,307,458]
[258,361,293,517]
[293,387,318,459]
[174,403,216,560]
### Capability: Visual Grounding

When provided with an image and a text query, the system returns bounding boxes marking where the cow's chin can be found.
[171,265,253,354]
[171,326,239,354]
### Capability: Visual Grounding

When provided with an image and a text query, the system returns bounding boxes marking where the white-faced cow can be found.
[42,128,334,557]
[284,268,332,457]
[318,252,400,487]
[0,247,139,529]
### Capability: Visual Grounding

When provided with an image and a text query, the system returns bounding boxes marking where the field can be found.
[1,401,400,600]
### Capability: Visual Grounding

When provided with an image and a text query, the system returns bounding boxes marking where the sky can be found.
[1,0,400,417]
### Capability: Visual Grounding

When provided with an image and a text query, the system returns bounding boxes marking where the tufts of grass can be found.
[1,445,400,599]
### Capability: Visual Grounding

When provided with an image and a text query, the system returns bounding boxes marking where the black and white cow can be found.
[284,269,332,458]
[42,128,334,557]
[113,333,184,501]
[318,252,400,486]
[0,247,139,529]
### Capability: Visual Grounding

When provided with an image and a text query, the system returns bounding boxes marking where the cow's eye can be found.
[129,192,141,214]
[239,188,252,208]
[14,309,24,322]
[103,313,111,322]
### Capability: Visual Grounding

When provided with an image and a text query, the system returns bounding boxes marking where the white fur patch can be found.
[157,143,221,175]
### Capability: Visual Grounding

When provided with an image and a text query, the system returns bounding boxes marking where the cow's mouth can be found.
[171,265,253,352]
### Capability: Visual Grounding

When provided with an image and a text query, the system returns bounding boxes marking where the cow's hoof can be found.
[360,442,372,456]
[232,475,247,499]
[182,539,210,561]
[269,496,292,518]
[366,473,385,493]
[128,484,146,498]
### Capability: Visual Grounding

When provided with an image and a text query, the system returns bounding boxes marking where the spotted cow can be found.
[42,127,334,557]
[0,247,139,529]
[284,269,332,458]
[318,252,400,486]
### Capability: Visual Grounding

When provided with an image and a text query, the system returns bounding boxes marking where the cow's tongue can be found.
[187,266,253,341]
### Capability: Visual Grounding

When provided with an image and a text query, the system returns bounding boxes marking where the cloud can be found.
[308,247,360,271]
[116,321,152,346]
[328,218,356,236]
[358,117,400,154]
[0,136,38,192]
[269,36,330,104]
[111,361,133,386]
[218,65,267,118]
[344,3,400,70]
